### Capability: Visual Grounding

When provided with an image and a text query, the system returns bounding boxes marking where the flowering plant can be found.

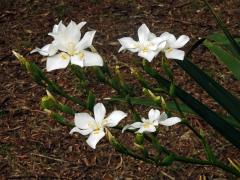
[13,1,240,176]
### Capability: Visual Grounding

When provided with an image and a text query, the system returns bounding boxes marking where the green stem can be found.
[174,155,240,176]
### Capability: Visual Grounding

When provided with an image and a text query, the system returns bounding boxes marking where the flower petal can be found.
[70,127,93,136]
[160,32,176,45]
[122,122,142,133]
[46,53,70,71]
[70,54,84,67]
[158,41,167,51]
[137,124,156,133]
[77,21,87,30]
[78,129,93,135]
[141,117,148,123]
[74,113,95,129]
[118,37,138,52]
[138,50,157,62]
[171,35,190,49]
[86,129,105,149]
[31,44,57,56]
[105,111,127,127]
[148,109,160,122]
[69,127,82,134]
[76,30,96,51]
[159,117,181,126]
[138,24,150,43]
[82,50,103,67]
[94,103,106,125]
[48,21,66,37]
[150,37,166,46]
[148,32,157,40]
[165,49,185,60]
[159,112,168,122]
[66,20,82,42]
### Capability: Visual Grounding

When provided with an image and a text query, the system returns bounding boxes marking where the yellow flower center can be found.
[142,47,149,53]
[67,42,76,56]
[60,52,69,60]
[143,123,150,129]
[165,47,173,53]
[78,52,85,60]
[92,129,101,134]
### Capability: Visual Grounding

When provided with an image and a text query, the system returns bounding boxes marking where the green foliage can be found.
[176,59,240,123]
[86,91,95,111]
[142,60,240,148]
[204,41,240,79]
[203,0,240,57]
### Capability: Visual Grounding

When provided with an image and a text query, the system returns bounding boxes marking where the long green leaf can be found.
[142,61,240,148]
[203,0,240,58]
[186,38,206,57]
[176,58,240,123]
[207,33,240,58]
[107,96,240,129]
[207,33,240,45]
[107,96,194,114]
[204,40,240,80]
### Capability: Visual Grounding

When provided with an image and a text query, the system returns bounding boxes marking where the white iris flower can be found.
[122,109,181,134]
[159,32,190,60]
[118,24,166,62]
[70,103,127,149]
[31,21,103,71]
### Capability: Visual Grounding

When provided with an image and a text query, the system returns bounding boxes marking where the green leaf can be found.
[203,0,240,58]
[176,58,240,123]
[13,52,86,108]
[207,33,240,58]
[207,33,240,45]
[161,154,175,166]
[107,96,195,114]
[186,38,206,57]
[41,96,75,115]
[142,60,240,148]
[50,112,74,127]
[86,91,95,111]
[204,40,240,80]
[107,96,240,129]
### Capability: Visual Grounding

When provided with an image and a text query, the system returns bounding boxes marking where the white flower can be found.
[118,24,166,62]
[31,21,103,71]
[122,109,181,134]
[70,103,127,149]
[159,32,190,60]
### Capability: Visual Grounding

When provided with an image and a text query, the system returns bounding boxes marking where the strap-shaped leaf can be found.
[186,38,206,57]
[203,0,240,58]
[176,58,240,123]
[108,96,194,114]
[107,96,240,130]
[142,61,240,148]
[204,40,240,80]
[207,33,240,45]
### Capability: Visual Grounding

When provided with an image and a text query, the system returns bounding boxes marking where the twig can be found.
[0,126,22,134]
[7,175,61,179]
[31,153,69,163]
[174,1,191,8]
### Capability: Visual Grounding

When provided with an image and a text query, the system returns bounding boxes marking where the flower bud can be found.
[135,133,144,145]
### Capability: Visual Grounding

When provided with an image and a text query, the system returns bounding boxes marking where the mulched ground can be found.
[0,0,240,179]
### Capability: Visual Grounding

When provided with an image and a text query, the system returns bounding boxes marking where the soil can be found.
[0,0,240,179]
